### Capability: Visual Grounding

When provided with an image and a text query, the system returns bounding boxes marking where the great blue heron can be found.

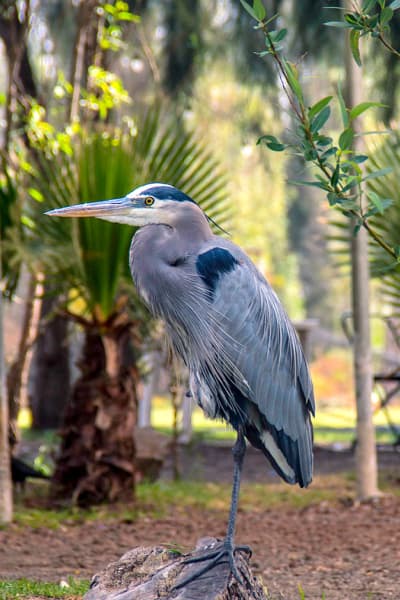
[47,183,315,587]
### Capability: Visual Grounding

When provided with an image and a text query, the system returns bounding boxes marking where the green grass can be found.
[0,578,89,599]
[151,397,400,445]
[14,468,398,531]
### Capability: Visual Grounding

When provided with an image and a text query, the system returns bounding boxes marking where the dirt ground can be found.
[1,444,399,600]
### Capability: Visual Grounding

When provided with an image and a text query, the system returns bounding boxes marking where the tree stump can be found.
[84,537,268,600]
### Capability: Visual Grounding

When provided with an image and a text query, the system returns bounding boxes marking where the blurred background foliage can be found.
[1,0,400,505]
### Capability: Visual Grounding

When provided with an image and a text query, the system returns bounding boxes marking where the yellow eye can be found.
[144,196,154,206]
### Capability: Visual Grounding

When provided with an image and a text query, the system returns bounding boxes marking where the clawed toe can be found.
[171,540,252,591]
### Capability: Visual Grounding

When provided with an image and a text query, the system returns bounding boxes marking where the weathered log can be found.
[84,537,268,600]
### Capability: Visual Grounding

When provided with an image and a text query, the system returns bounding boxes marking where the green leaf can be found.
[367,191,393,213]
[315,135,333,147]
[344,13,364,29]
[389,0,400,9]
[324,21,353,28]
[310,106,331,133]
[339,127,355,150]
[283,60,304,104]
[350,29,362,66]
[321,147,338,161]
[337,84,349,128]
[288,179,331,191]
[380,7,394,26]
[239,0,259,21]
[308,96,333,120]
[253,0,266,20]
[349,101,385,120]
[274,28,287,42]
[353,154,369,163]
[331,163,340,186]
[363,0,377,10]
[257,134,287,151]
[327,191,341,205]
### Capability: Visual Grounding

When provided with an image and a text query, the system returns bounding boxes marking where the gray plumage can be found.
[47,181,315,585]
[129,189,314,487]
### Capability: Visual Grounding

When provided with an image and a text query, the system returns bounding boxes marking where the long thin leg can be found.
[226,427,246,546]
[172,428,251,590]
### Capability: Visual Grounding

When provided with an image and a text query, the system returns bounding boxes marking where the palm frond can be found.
[367,131,400,315]
[22,108,230,320]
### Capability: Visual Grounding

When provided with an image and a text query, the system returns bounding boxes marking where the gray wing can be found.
[196,244,315,487]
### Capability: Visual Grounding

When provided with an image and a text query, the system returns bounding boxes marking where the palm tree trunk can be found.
[51,315,137,506]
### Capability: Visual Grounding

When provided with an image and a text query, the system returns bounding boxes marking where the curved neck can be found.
[167,202,213,245]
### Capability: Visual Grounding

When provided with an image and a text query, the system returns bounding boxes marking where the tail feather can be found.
[245,418,313,488]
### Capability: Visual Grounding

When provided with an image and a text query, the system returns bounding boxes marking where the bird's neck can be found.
[168,202,213,246]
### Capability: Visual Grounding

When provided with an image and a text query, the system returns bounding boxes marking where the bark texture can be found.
[51,314,138,506]
[84,537,267,600]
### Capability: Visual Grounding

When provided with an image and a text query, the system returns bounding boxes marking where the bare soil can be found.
[1,444,399,600]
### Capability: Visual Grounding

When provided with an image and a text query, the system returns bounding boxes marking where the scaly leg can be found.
[172,428,251,590]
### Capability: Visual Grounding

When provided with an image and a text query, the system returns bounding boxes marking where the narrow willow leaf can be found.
[344,13,364,29]
[288,179,331,190]
[367,192,393,213]
[274,28,287,42]
[310,106,331,133]
[339,127,354,150]
[350,29,362,66]
[283,60,304,104]
[380,7,394,26]
[324,21,352,28]
[308,96,333,120]
[362,0,377,10]
[253,0,266,20]
[337,84,349,128]
[239,0,259,21]
[328,191,341,205]
[353,154,369,163]
[349,101,385,120]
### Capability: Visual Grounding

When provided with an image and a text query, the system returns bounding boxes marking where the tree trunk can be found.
[0,246,12,524]
[51,315,138,506]
[7,273,37,433]
[344,5,379,500]
[84,538,267,600]
[30,294,70,429]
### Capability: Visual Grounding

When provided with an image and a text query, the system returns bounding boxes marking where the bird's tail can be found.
[245,418,313,488]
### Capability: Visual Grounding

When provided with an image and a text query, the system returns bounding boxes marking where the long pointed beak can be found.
[45,197,128,218]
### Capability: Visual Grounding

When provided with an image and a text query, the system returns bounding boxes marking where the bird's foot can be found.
[172,538,252,590]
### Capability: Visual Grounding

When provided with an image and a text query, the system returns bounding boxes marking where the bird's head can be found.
[46,183,199,227]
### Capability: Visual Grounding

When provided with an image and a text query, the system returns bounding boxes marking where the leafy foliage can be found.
[325,0,400,64]
[16,108,230,321]
[239,0,400,261]
[0,163,23,298]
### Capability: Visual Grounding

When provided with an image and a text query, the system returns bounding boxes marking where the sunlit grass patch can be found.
[0,577,89,599]
[151,395,400,446]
